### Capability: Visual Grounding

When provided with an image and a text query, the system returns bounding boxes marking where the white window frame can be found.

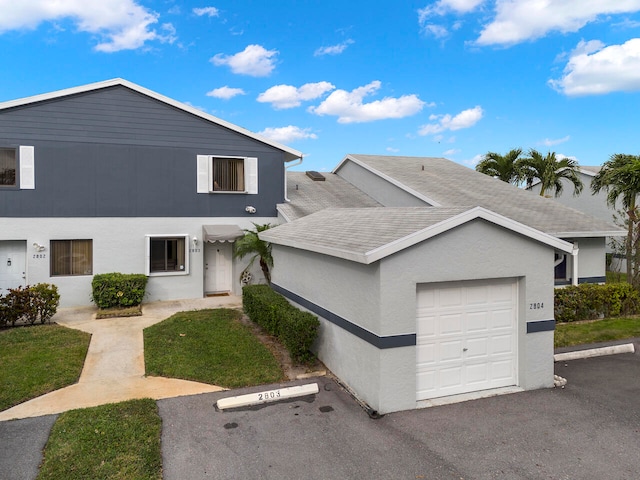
[145,234,190,276]
[196,155,257,194]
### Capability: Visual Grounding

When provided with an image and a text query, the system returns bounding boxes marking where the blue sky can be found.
[1,1,640,172]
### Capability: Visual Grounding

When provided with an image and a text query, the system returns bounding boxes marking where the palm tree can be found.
[475,148,524,185]
[521,150,583,197]
[591,154,640,285]
[233,223,274,284]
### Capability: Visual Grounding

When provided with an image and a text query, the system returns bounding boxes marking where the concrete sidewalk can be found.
[0,296,243,421]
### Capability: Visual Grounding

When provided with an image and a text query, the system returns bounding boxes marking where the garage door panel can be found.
[417,279,517,401]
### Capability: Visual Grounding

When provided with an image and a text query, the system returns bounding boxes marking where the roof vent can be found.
[306,171,326,181]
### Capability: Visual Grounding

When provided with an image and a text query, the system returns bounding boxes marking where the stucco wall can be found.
[0,217,275,306]
[561,236,606,282]
[335,160,429,207]
[271,219,557,413]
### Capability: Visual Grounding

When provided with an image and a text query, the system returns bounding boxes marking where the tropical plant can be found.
[521,149,583,197]
[591,154,640,286]
[475,148,524,185]
[234,223,274,284]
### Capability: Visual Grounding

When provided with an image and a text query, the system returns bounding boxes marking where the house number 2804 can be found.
[529,302,544,310]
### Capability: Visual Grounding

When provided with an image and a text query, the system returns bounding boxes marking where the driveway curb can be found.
[554,343,635,362]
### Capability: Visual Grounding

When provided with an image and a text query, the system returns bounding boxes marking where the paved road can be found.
[2,345,639,480]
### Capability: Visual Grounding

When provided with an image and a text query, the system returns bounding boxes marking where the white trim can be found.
[196,155,210,194]
[0,78,303,162]
[145,234,190,276]
[333,154,442,206]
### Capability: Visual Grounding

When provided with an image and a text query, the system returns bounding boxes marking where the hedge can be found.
[554,283,640,323]
[0,283,60,327]
[243,285,319,363]
[91,273,148,309]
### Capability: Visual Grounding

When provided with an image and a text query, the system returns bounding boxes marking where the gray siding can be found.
[0,86,286,217]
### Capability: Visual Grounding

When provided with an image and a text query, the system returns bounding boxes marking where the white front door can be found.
[0,241,27,295]
[204,242,233,293]
[416,278,518,401]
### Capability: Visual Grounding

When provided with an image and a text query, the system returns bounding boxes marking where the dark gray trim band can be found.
[272,283,416,349]
[527,320,556,333]
[555,276,606,286]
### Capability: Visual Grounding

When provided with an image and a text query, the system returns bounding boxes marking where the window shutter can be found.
[245,157,258,194]
[19,146,35,189]
[196,155,210,193]
[144,236,151,276]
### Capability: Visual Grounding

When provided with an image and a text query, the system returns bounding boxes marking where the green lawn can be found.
[37,399,162,480]
[0,325,91,411]
[555,316,640,348]
[144,308,285,388]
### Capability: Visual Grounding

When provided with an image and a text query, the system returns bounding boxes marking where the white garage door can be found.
[416,278,517,401]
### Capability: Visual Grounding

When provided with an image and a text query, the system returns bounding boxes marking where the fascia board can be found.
[332,154,442,207]
[275,205,294,224]
[364,206,575,263]
[554,230,626,238]
[0,78,303,162]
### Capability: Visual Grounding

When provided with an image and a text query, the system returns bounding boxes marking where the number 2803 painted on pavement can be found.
[256,389,281,401]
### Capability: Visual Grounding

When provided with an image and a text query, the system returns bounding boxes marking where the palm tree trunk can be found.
[260,257,271,285]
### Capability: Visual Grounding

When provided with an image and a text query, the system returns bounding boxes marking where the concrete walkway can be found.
[0,296,243,421]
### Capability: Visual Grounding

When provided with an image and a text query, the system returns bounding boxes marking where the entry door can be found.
[204,242,233,293]
[416,278,518,401]
[0,241,27,294]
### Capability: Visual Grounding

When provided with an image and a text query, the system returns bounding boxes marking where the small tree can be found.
[475,148,524,185]
[521,149,583,197]
[234,223,274,284]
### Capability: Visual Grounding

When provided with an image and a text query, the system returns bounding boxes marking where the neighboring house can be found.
[0,79,302,306]
[260,154,622,414]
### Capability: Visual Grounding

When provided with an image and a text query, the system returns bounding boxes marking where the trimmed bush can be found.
[91,273,148,309]
[243,285,320,363]
[0,283,60,327]
[555,283,640,323]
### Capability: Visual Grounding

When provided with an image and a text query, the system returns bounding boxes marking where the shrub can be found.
[243,285,320,363]
[91,273,148,309]
[0,284,60,327]
[555,283,640,323]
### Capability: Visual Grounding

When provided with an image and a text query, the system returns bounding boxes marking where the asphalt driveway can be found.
[159,347,640,480]
[2,345,639,480]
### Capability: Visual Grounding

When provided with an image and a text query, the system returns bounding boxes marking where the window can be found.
[0,148,16,187]
[50,240,93,276]
[147,235,189,275]
[196,155,257,194]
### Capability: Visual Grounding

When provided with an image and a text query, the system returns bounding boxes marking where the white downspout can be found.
[284,156,303,202]
[571,243,579,286]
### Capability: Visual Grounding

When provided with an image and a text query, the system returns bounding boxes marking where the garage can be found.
[416,278,518,400]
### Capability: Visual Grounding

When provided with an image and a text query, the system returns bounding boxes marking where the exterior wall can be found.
[0,86,287,218]
[335,160,429,207]
[271,219,557,413]
[0,216,276,306]
[562,237,606,283]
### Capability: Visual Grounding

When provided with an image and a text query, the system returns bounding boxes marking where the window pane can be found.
[212,158,244,191]
[150,237,186,273]
[0,148,16,186]
[50,240,92,276]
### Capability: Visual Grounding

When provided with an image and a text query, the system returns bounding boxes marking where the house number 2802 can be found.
[529,302,544,310]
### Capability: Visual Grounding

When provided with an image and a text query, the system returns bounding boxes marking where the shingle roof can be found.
[261,206,574,264]
[336,154,621,237]
[278,171,381,221]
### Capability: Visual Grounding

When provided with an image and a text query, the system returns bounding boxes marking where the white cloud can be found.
[206,86,246,100]
[549,38,640,95]
[314,39,354,56]
[443,148,461,155]
[0,0,175,52]
[257,82,335,109]
[418,0,485,19]
[257,126,318,143]
[476,0,640,46]
[386,147,400,153]
[418,106,483,135]
[464,153,484,167]
[211,44,278,77]
[309,81,426,124]
[541,135,570,146]
[193,7,219,17]
[557,153,578,161]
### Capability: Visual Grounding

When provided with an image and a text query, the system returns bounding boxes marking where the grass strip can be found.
[37,399,162,480]
[0,325,91,411]
[144,308,284,388]
[555,317,640,348]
